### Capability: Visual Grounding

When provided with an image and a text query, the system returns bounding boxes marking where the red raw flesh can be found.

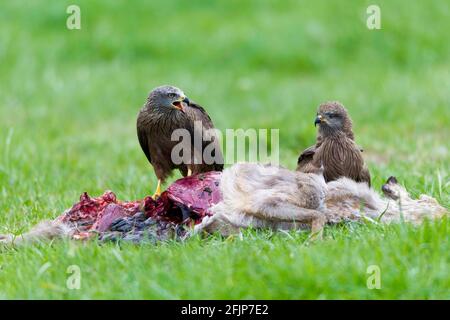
[58,171,222,239]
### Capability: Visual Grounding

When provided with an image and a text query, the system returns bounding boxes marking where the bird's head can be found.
[314,101,352,136]
[148,85,190,113]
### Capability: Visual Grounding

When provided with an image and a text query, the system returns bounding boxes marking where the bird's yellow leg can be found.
[187,168,192,176]
[152,179,162,199]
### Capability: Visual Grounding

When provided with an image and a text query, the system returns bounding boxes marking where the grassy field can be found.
[0,0,449,299]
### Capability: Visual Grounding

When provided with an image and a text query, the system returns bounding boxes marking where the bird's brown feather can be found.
[137,89,223,183]
[137,118,152,164]
[297,102,371,186]
[183,102,224,174]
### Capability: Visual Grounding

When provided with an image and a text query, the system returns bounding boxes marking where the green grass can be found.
[0,221,448,299]
[0,0,449,299]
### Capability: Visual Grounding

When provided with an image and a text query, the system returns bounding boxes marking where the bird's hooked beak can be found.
[314,114,323,127]
[172,96,190,113]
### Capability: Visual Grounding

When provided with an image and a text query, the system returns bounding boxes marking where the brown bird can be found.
[137,85,224,197]
[296,101,371,185]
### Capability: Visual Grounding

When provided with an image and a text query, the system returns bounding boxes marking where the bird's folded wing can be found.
[137,117,152,164]
[187,103,224,169]
[188,103,214,128]
[358,166,371,187]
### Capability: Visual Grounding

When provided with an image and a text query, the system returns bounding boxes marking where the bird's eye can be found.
[327,112,337,118]
[168,93,176,98]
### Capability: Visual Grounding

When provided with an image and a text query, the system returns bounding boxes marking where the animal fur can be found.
[194,163,447,236]
[324,176,447,224]
[0,218,73,246]
[194,163,328,237]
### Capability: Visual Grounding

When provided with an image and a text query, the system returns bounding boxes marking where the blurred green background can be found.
[0,0,448,299]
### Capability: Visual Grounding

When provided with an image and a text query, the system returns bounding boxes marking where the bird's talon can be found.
[152,179,162,199]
